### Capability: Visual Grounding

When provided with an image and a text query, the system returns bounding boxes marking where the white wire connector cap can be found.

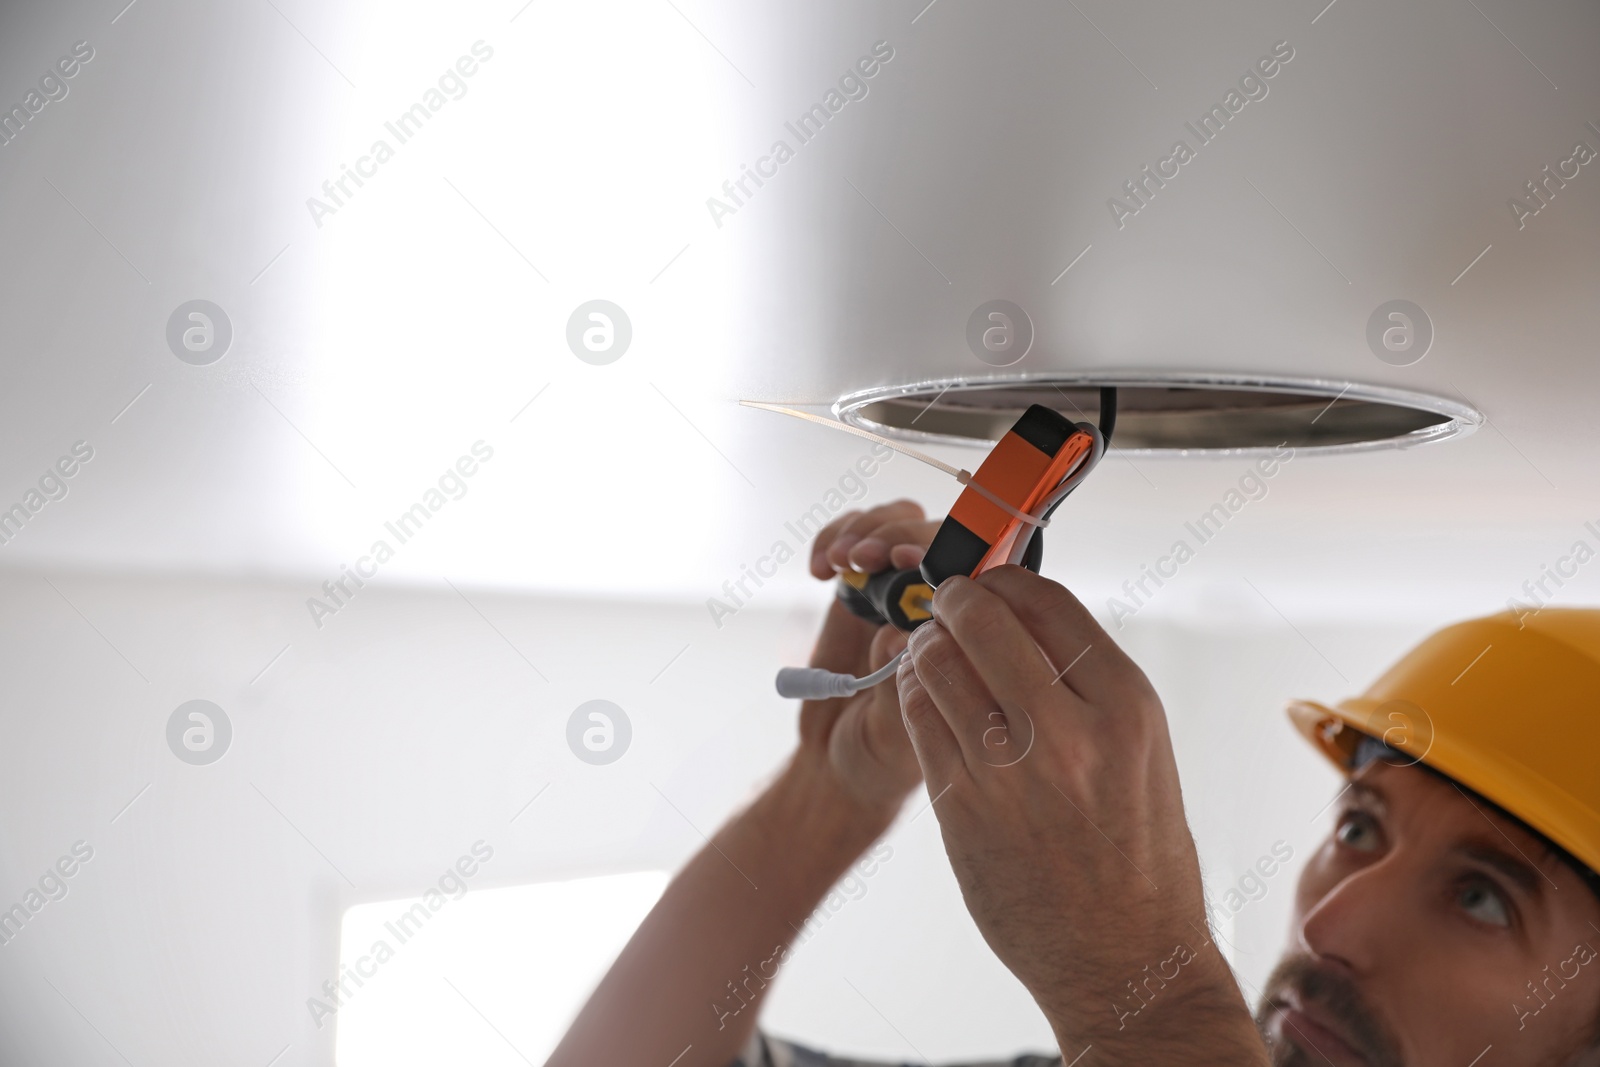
[774,668,859,700]
[774,650,908,700]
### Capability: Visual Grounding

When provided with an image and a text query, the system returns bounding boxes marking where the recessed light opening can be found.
[836,375,1481,456]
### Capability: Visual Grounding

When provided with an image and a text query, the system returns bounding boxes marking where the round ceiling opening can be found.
[836,375,1482,455]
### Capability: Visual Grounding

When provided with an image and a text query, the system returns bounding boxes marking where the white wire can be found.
[1002,422,1105,567]
[852,648,907,690]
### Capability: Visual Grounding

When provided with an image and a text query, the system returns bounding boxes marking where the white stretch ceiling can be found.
[0,0,1596,620]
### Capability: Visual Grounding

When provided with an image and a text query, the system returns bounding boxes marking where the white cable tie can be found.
[739,402,966,479]
[955,470,1050,528]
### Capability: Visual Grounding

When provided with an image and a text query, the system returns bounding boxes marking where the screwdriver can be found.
[835,566,937,632]
[832,520,1049,633]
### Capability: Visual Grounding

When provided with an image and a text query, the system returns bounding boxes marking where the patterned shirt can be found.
[731,1030,1062,1067]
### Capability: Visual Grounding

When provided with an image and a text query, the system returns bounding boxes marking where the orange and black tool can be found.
[921,403,1093,585]
[835,404,1096,631]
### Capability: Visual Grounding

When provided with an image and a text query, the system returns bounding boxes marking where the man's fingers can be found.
[889,542,928,571]
[895,648,965,784]
[902,619,1012,770]
[844,518,941,573]
[809,511,864,580]
[822,503,927,574]
[971,566,1144,704]
[867,621,909,673]
[860,625,914,744]
[926,574,1065,711]
[809,500,926,579]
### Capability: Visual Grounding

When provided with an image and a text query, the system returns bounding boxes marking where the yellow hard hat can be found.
[1287,608,1600,878]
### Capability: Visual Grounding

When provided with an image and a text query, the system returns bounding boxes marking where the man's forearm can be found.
[545,751,899,1067]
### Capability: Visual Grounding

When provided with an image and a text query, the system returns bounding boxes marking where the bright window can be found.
[333,870,669,1066]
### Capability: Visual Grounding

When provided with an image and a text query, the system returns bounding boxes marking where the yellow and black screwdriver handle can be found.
[835,567,936,632]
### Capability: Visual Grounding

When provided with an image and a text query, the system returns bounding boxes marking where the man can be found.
[547,501,1600,1067]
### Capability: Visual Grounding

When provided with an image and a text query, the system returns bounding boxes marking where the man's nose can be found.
[1295,855,1415,972]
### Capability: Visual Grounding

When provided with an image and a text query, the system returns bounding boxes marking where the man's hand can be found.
[895,567,1265,1063]
[799,500,940,816]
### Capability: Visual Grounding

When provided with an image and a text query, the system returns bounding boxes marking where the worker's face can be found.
[1257,759,1600,1067]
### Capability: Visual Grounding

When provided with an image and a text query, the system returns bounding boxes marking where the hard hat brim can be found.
[1287,697,1392,773]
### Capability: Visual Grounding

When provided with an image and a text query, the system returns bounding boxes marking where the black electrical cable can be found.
[1098,385,1118,447]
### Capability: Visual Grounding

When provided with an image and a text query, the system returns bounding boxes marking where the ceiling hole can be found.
[836,375,1481,455]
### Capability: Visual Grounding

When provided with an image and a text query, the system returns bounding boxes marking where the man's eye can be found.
[1334,812,1380,851]
[1458,881,1512,928]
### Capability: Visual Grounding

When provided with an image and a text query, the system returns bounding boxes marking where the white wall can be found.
[0,562,1455,1065]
